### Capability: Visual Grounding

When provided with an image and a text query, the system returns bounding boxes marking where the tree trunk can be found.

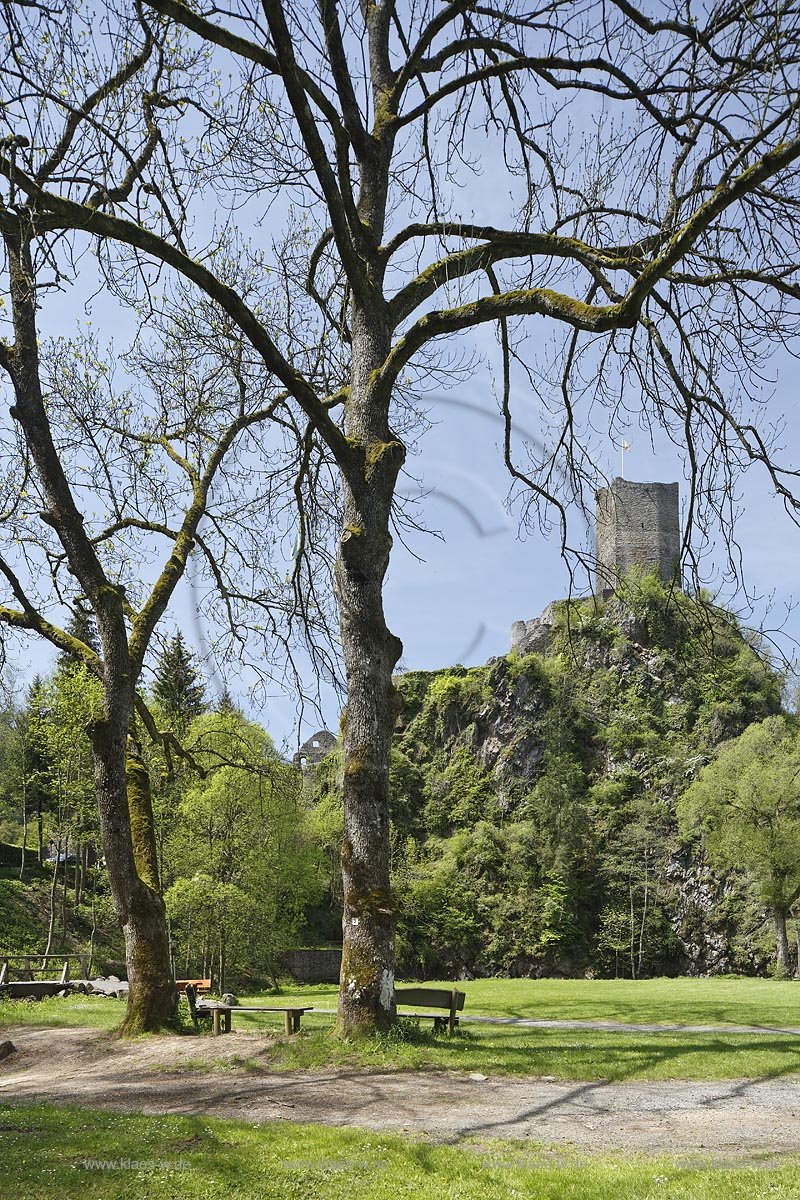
[334,302,405,1034]
[44,843,60,958]
[75,843,83,909]
[126,742,161,893]
[19,771,27,883]
[92,715,175,1036]
[629,883,636,980]
[773,906,791,976]
[88,896,97,978]
[638,871,649,979]
[167,917,175,980]
[61,833,68,944]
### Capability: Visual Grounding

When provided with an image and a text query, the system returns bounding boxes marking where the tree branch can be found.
[0,166,355,469]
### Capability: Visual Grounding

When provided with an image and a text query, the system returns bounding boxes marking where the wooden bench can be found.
[185,983,231,1035]
[184,984,311,1036]
[175,978,212,995]
[395,986,466,1034]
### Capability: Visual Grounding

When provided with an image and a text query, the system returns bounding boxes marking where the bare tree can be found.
[0,230,329,1029]
[2,0,800,1031]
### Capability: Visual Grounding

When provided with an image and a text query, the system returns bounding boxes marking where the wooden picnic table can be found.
[175,978,212,995]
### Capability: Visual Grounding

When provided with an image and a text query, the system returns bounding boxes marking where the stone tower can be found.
[510,477,681,654]
[595,477,680,594]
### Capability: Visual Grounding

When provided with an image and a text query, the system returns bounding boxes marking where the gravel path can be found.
[2,1026,800,1162]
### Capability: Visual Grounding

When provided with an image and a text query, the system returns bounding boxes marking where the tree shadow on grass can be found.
[433,1020,800,1070]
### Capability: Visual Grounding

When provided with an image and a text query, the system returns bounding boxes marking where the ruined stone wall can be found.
[281,948,342,983]
[510,601,561,655]
[595,478,679,593]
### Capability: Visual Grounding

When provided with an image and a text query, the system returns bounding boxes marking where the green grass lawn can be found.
[3,977,800,1082]
[4,975,799,1032]
[1,1102,798,1200]
[0,992,129,1030]
[265,976,800,1029]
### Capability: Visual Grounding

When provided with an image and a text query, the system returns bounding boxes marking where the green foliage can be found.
[679,715,800,971]
[306,574,785,980]
[30,666,102,854]
[396,856,482,977]
[680,715,800,907]
[163,708,323,988]
[423,748,498,834]
[400,664,492,750]
[395,822,586,977]
[387,747,426,838]
[302,751,345,941]
[505,648,553,688]
[0,676,325,984]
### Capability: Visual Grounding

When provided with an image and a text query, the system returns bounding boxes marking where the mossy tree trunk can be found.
[773,906,791,977]
[92,706,175,1035]
[334,302,404,1035]
[333,78,404,1028]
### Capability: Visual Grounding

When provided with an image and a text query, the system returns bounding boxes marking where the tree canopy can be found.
[679,715,800,974]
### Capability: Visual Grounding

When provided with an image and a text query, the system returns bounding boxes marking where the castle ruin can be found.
[293,729,337,770]
[510,477,680,654]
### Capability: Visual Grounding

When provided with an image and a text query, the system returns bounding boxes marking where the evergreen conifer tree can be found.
[215,687,239,716]
[25,676,55,864]
[152,633,206,731]
[56,605,100,672]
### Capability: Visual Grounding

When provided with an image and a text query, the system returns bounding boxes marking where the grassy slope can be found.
[0,844,124,965]
[0,877,48,952]
[1,1103,799,1200]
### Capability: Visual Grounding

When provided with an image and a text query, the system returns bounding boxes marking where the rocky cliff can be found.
[384,576,781,978]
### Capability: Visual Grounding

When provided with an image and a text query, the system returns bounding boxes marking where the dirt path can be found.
[2,1026,800,1162]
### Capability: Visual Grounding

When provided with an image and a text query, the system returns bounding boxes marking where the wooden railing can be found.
[0,953,89,985]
